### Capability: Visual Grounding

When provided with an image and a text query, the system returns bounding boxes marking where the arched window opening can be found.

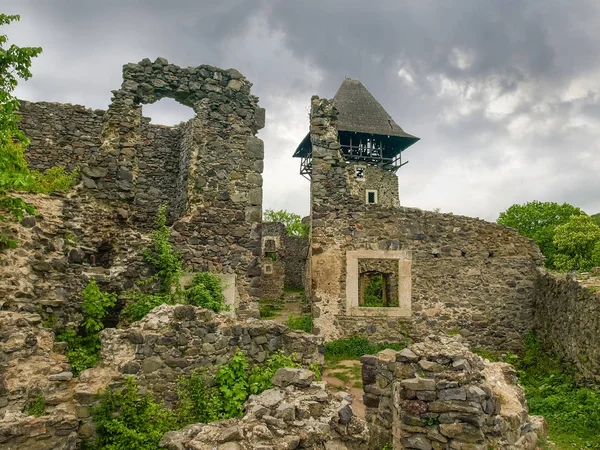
[142,97,195,126]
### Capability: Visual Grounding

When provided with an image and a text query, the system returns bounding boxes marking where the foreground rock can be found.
[362,335,547,450]
[160,368,369,449]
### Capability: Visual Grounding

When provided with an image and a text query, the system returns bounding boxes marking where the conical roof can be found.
[293,78,419,158]
[333,78,418,140]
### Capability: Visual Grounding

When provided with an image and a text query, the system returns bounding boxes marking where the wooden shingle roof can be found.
[333,78,418,140]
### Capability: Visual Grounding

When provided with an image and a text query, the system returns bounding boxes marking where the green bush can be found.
[121,293,173,322]
[87,378,177,450]
[514,332,600,448]
[122,206,227,321]
[87,351,305,449]
[185,272,228,313]
[286,313,312,332]
[176,370,222,425]
[22,394,46,417]
[324,335,407,363]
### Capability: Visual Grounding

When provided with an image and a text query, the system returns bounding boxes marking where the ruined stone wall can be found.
[308,97,543,351]
[19,101,105,172]
[160,367,369,450]
[283,234,309,289]
[361,336,546,450]
[0,306,323,448]
[16,58,266,313]
[0,312,79,450]
[533,271,600,382]
[98,304,323,407]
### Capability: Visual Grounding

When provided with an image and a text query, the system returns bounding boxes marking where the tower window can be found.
[366,189,378,204]
[355,166,365,180]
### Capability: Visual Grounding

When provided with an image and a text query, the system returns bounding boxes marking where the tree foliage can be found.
[497,201,585,268]
[0,14,76,248]
[263,209,309,237]
[553,215,600,272]
[0,14,42,146]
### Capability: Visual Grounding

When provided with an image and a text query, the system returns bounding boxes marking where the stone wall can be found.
[308,96,544,352]
[0,311,79,450]
[261,222,286,299]
[533,271,600,382]
[160,367,369,450]
[98,304,323,407]
[16,58,267,313]
[361,336,547,450]
[19,101,104,172]
[284,234,309,289]
[0,305,323,448]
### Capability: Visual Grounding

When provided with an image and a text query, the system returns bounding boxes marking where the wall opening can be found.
[345,250,412,317]
[142,97,195,126]
[366,189,378,204]
[359,271,399,307]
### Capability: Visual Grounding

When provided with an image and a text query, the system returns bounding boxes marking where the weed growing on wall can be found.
[145,203,182,293]
[86,351,301,449]
[21,394,46,417]
[86,378,178,450]
[57,280,116,376]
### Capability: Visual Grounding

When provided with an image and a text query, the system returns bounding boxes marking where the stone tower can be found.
[294,78,419,339]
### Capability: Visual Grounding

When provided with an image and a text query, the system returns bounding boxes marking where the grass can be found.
[259,298,284,319]
[283,285,304,294]
[513,332,600,449]
[286,313,312,333]
[471,347,501,362]
[332,371,351,382]
[323,334,408,365]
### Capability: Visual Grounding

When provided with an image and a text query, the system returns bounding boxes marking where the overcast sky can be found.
[3,0,600,221]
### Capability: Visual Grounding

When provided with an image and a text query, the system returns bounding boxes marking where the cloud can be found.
[5,0,600,220]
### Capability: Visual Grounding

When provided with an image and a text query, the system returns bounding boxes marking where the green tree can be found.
[263,209,309,237]
[497,201,585,268]
[591,213,600,227]
[553,215,600,272]
[0,14,42,145]
[0,14,47,248]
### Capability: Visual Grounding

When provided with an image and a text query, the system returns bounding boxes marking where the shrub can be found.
[121,293,173,322]
[57,281,116,376]
[176,370,222,426]
[185,272,228,313]
[87,378,177,450]
[514,331,600,447]
[145,203,182,293]
[122,206,227,321]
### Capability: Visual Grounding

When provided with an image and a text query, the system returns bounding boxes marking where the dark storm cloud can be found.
[2,0,600,219]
